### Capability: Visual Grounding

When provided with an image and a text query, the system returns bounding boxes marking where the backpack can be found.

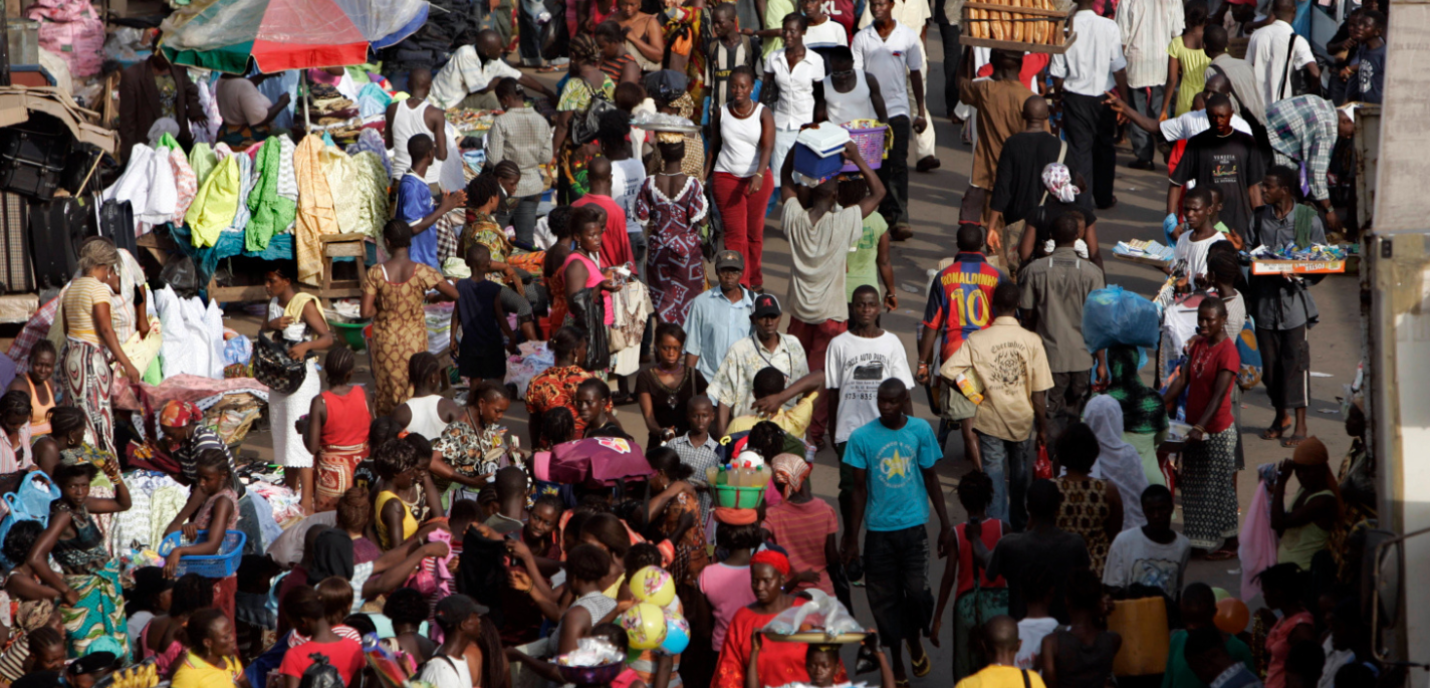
[570,80,619,146]
[297,654,344,688]
[0,471,61,567]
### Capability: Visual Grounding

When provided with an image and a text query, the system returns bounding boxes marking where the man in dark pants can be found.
[852,0,928,240]
[936,0,963,120]
[1246,166,1325,448]
[1050,0,1129,210]
[842,379,950,684]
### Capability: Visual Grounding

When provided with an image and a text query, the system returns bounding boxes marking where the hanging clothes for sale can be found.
[320,143,363,235]
[225,153,256,235]
[246,137,298,251]
[294,135,339,285]
[158,134,198,225]
[609,279,653,376]
[103,143,178,230]
[189,143,219,186]
[348,151,390,238]
[185,153,243,248]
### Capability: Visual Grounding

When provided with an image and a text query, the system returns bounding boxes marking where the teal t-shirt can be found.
[845,213,888,301]
[841,416,941,532]
[1162,629,1256,688]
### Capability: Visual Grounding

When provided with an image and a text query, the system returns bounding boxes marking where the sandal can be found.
[895,680,911,688]
[1260,422,1292,440]
[1205,548,1238,561]
[1280,435,1309,448]
[611,392,637,406]
[910,651,931,678]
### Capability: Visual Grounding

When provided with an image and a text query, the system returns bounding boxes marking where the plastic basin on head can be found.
[331,320,369,352]
[714,485,765,509]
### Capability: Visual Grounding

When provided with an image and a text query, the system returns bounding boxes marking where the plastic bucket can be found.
[714,485,765,509]
[331,320,369,352]
[840,125,886,172]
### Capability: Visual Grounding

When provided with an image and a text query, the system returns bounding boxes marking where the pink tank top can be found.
[562,251,614,326]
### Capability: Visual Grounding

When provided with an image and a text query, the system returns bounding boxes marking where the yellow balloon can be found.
[620,602,669,650]
[628,566,677,608]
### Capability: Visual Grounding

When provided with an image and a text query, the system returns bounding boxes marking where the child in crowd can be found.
[279,587,364,688]
[305,346,372,512]
[699,519,761,654]
[1013,565,1058,672]
[311,578,363,641]
[454,245,519,386]
[762,453,837,597]
[669,396,721,529]
[394,352,462,441]
[1171,186,1227,292]
[382,587,436,663]
[1163,583,1256,688]
[161,449,241,625]
[724,368,818,440]
[932,470,1010,680]
[1102,485,1192,598]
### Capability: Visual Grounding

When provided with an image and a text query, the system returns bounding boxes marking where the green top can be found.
[845,212,888,300]
[1277,488,1335,571]
[1162,629,1255,688]
[1168,36,1210,117]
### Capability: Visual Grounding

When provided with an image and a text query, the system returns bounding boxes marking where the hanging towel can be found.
[185,154,242,248]
[1238,467,1279,602]
[293,135,339,285]
[137,144,177,226]
[246,137,298,251]
[227,152,256,234]
[283,292,327,325]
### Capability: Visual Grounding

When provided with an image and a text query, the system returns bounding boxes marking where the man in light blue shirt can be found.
[841,378,951,685]
[683,250,754,380]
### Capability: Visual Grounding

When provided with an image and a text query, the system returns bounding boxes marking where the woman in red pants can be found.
[705,65,775,292]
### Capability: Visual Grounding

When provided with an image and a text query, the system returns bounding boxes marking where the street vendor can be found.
[431,29,558,111]
[214,68,291,145]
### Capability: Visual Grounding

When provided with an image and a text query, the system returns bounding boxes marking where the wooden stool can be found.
[320,233,368,294]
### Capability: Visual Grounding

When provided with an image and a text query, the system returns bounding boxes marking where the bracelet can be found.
[917,362,929,369]
[1192,425,1207,434]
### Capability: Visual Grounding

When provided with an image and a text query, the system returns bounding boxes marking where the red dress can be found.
[714,598,849,688]
[315,387,371,511]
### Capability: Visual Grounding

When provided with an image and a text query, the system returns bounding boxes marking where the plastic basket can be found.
[157,529,246,578]
[792,143,844,183]
[713,485,765,509]
[840,125,886,172]
[331,320,370,352]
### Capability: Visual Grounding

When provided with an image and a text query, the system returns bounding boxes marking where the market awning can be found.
[160,0,427,74]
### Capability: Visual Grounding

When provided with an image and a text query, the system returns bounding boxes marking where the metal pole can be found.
[302,68,310,133]
[1,0,12,87]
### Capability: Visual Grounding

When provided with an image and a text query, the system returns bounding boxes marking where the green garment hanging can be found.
[246,137,298,251]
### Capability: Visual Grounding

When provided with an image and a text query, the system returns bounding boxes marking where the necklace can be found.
[732,100,755,118]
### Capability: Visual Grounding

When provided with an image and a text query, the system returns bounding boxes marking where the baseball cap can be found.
[753,293,781,319]
[715,250,745,273]
[434,594,489,631]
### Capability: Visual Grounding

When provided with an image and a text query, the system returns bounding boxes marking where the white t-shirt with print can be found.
[416,655,472,688]
[1015,617,1060,670]
[1101,527,1193,597]
[825,331,915,443]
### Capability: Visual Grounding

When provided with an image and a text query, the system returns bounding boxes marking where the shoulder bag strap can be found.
[1280,33,1298,101]
[1022,669,1032,688]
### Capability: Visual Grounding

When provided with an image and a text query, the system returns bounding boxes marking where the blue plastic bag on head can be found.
[1083,285,1160,353]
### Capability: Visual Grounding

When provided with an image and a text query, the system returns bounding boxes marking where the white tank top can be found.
[715,102,766,178]
[823,72,876,125]
[390,100,443,184]
[403,394,451,441]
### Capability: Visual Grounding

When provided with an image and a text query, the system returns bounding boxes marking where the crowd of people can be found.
[0,0,1395,686]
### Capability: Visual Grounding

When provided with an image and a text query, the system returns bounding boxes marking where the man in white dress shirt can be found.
[1050,0,1129,210]
[859,0,939,177]
[1115,0,1183,170]
[852,0,927,240]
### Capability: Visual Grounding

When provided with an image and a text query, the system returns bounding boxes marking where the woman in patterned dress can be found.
[644,447,710,588]
[432,381,516,503]
[525,326,605,448]
[362,220,461,417]
[61,238,143,456]
[29,457,131,656]
[1052,424,1123,577]
[635,138,709,326]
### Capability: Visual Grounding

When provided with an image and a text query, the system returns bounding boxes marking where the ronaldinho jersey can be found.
[922,252,1010,361]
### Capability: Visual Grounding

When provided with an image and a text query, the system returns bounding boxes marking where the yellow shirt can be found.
[940,317,1054,443]
[62,276,113,346]
[956,665,1048,688]
[172,652,244,688]
[375,490,418,549]
[724,392,819,439]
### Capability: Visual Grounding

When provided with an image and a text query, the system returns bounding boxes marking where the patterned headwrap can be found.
[769,453,811,499]
[750,550,790,577]
[1041,162,1080,204]
[159,400,203,428]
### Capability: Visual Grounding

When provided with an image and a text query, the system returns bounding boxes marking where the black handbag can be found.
[571,80,619,146]
[253,330,309,394]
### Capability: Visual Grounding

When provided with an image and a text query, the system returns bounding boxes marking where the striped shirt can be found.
[763,498,839,595]
[1115,0,1185,88]
[62,276,113,346]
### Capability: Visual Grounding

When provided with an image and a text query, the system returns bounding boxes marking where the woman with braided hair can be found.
[61,237,141,455]
[31,406,90,476]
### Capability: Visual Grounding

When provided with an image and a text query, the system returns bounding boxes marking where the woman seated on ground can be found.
[7,340,56,438]
[2,522,62,602]
[161,449,243,621]
[30,407,88,478]
[372,439,444,551]
[0,392,31,474]
[170,608,245,688]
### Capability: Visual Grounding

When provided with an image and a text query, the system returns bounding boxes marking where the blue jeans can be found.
[977,429,1035,531]
[1127,85,1165,165]
[504,193,541,247]
[863,525,934,645]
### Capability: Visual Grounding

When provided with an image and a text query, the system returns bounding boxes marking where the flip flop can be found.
[1281,435,1309,448]
[1205,548,1238,561]
[910,651,932,678]
[1260,422,1292,440]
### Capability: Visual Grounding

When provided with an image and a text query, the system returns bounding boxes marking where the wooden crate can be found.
[961,2,1078,54]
